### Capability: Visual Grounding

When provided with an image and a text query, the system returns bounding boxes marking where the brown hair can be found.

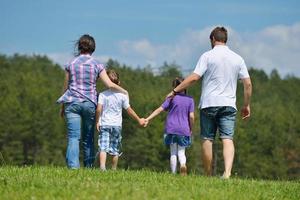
[75,34,96,56]
[209,27,228,43]
[172,77,186,94]
[107,69,120,85]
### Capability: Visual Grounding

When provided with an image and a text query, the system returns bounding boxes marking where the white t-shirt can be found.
[98,90,130,127]
[193,45,250,109]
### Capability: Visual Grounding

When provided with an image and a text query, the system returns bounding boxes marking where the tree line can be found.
[0,54,299,180]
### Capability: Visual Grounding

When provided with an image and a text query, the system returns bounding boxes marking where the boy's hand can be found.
[60,105,65,118]
[139,118,148,127]
[96,122,101,132]
[142,118,149,128]
[143,118,149,127]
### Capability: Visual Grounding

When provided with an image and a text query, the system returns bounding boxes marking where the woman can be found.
[57,34,128,169]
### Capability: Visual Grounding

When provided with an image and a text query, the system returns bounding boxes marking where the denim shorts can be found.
[164,134,191,147]
[200,106,237,140]
[98,126,122,156]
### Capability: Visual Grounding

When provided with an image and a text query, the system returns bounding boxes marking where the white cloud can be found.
[114,23,300,76]
[47,23,300,77]
[229,23,300,76]
[47,53,73,66]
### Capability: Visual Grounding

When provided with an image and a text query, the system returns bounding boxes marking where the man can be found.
[167,26,252,179]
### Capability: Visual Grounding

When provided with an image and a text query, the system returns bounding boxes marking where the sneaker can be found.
[220,173,230,180]
[180,165,187,176]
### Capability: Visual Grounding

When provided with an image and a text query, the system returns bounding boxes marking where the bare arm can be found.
[126,107,145,126]
[241,77,252,120]
[146,107,164,122]
[167,73,201,98]
[99,69,128,95]
[189,112,195,134]
[60,71,70,118]
[95,104,103,132]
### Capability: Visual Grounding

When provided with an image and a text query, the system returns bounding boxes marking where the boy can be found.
[96,69,146,170]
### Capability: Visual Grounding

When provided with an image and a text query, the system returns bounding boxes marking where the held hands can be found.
[142,117,151,128]
[139,118,148,127]
[241,105,251,120]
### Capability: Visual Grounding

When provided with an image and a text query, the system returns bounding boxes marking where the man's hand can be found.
[241,105,250,120]
[166,91,175,99]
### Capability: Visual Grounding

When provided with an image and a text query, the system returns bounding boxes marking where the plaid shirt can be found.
[57,54,104,106]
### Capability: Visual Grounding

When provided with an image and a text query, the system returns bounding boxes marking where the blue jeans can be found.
[200,106,237,140]
[64,101,96,168]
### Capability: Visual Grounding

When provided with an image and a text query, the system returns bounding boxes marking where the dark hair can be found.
[209,27,228,43]
[75,34,96,56]
[107,69,120,85]
[172,77,186,94]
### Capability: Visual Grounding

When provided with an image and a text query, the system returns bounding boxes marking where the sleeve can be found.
[64,63,71,72]
[122,95,130,109]
[96,63,105,78]
[189,99,195,113]
[98,93,104,105]
[238,59,250,79]
[161,98,171,111]
[64,58,74,72]
[193,53,208,77]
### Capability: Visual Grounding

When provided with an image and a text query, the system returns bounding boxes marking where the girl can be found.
[146,78,195,175]
[57,34,128,169]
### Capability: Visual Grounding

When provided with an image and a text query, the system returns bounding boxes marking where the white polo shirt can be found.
[193,45,249,109]
[98,90,130,126]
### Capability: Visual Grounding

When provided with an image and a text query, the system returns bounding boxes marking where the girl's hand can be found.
[139,118,148,127]
[96,122,101,132]
[143,118,151,127]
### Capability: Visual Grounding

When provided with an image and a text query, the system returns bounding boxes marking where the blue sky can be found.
[1,0,300,76]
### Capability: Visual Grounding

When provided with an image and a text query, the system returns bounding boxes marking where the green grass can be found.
[0,167,299,200]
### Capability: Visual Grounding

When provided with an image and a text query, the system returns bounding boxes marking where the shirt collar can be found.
[213,45,228,49]
[80,54,92,57]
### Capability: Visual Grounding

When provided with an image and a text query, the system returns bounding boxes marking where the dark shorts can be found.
[164,134,191,147]
[200,106,237,140]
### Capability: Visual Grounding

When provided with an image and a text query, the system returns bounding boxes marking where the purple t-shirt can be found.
[161,94,195,136]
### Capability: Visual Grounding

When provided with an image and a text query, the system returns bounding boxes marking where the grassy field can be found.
[0,166,299,200]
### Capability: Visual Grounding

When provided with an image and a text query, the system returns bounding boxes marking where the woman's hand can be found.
[96,122,101,132]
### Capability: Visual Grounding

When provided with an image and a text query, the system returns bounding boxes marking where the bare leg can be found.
[222,139,234,178]
[112,155,119,170]
[202,140,213,176]
[99,151,107,170]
